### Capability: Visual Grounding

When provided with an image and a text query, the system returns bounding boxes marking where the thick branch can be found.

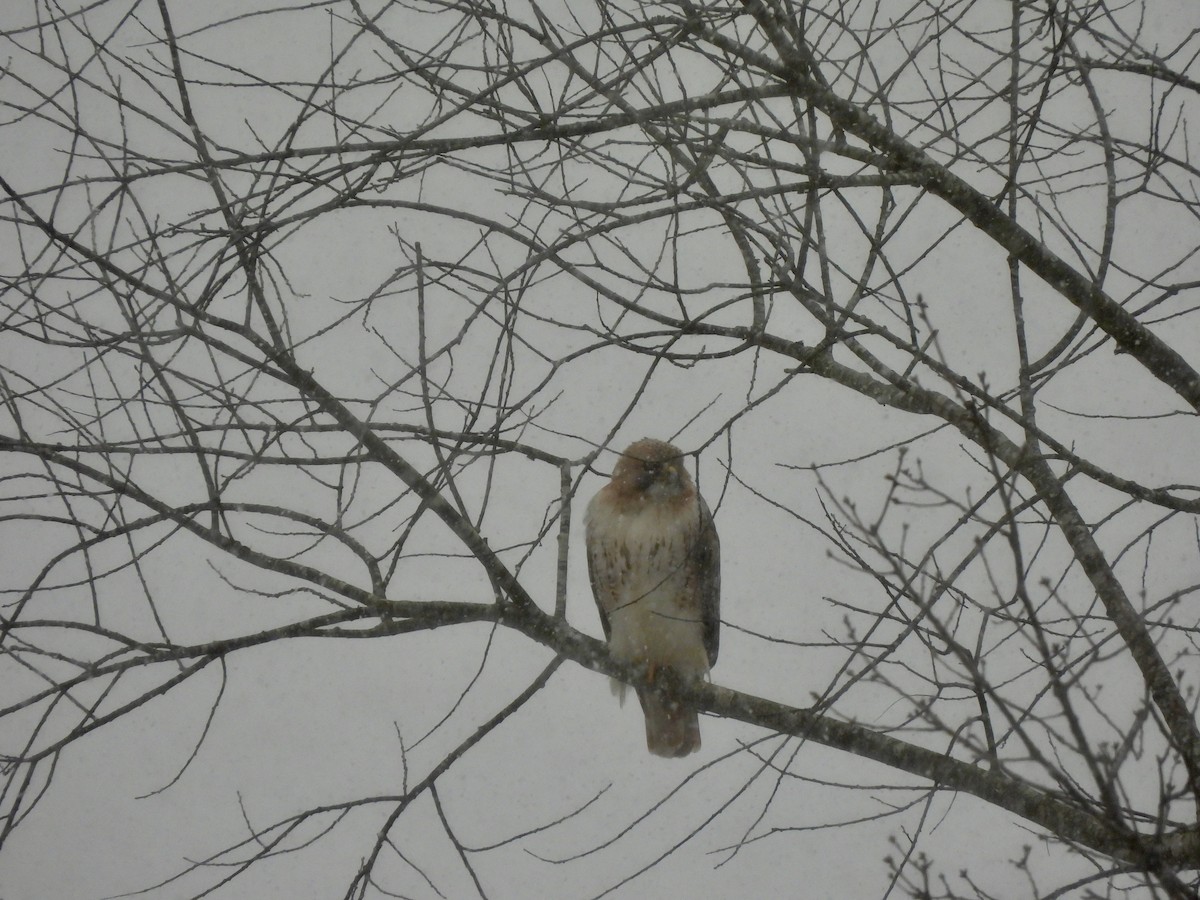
[501,601,1200,870]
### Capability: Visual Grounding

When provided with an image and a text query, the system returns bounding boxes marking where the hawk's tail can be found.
[636,688,700,757]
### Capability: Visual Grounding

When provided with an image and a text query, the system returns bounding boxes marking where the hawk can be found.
[585,438,720,757]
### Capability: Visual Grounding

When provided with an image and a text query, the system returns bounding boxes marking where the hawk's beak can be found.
[635,465,660,491]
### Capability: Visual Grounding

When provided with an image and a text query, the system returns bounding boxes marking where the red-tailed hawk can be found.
[585,438,720,757]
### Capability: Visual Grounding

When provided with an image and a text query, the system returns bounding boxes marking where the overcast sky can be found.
[2,2,1199,898]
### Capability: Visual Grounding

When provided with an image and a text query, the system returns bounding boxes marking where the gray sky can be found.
[2,1,1199,898]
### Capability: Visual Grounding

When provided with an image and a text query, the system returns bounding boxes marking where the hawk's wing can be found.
[692,497,720,667]
[585,494,615,643]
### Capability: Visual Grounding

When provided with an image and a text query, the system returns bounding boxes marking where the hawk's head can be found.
[611,438,692,499]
